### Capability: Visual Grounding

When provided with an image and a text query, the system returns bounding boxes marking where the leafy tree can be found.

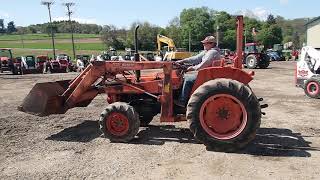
[292,31,300,49]
[127,22,161,51]
[0,19,5,33]
[222,29,236,50]
[7,21,17,34]
[100,25,126,50]
[266,14,276,25]
[45,24,58,36]
[164,17,183,48]
[257,25,283,48]
[243,17,261,44]
[180,7,214,51]
[283,35,292,44]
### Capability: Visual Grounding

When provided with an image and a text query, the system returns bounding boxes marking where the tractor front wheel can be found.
[187,78,261,152]
[304,79,320,99]
[99,102,140,142]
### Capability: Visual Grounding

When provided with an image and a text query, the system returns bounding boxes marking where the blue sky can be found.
[0,0,318,28]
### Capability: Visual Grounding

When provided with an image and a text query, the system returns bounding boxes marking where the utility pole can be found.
[20,32,25,48]
[63,2,76,60]
[188,31,191,52]
[41,1,56,59]
[244,27,247,45]
[216,25,219,47]
[213,13,220,48]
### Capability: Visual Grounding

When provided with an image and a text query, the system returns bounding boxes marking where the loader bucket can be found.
[18,80,71,116]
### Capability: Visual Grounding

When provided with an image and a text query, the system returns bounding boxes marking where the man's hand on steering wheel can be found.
[173,61,192,70]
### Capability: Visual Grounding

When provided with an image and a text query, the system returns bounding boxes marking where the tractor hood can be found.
[0,57,9,61]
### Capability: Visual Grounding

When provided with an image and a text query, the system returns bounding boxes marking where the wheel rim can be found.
[199,94,248,140]
[106,112,129,136]
[248,58,255,66]
[307,82,319,96]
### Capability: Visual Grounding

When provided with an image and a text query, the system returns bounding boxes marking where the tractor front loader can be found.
[18,16,267,152]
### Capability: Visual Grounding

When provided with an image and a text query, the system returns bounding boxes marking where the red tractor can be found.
[18,16,267,152]
[0,48,22,74]
[244,43,270,69]
[43,54,75,73]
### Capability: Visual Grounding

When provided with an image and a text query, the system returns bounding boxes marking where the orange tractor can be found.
[18,16,267,152]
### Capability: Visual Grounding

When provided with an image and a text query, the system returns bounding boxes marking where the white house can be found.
[306,17,320,49]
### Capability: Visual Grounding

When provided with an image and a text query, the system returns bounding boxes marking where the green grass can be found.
[0,42,105,51]
[0,33,100,41]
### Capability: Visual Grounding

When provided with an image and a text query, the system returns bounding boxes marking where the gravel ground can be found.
[1,61,320,179]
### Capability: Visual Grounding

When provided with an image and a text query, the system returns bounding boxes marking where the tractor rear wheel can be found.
[304,79,320,99]
[99,102,140,142]
[246,55,258,69]
[187,78,261,152]
[258,54,270,69]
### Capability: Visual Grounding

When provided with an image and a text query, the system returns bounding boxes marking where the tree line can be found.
[1,7,308,51]
[0,19,17,34]
[16,21,102,35]
[100,7,308,51]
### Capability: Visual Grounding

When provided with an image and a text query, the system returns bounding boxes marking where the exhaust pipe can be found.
[134,25,140,82]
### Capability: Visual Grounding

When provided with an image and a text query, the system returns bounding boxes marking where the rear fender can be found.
[191,67,253,93]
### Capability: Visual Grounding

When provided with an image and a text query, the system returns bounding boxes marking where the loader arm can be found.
[19,60,175,121]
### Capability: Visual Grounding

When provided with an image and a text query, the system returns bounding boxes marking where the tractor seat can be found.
[211,58,225,67]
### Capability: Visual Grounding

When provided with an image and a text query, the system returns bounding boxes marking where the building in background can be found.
[306,16,320,49]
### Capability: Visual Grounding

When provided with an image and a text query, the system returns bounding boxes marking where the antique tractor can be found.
[19,16,266,152]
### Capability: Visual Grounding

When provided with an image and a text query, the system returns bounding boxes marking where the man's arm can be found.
[192,49,220,70]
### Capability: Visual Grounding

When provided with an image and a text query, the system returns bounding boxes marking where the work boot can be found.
[174,99,185,107]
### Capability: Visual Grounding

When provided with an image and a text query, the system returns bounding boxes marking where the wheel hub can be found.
[106,112,129,136]
[200,94,248,140]
[307,82,319,95]
[217,107,230,121]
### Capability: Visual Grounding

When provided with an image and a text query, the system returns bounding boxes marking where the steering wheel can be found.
[173,62,193,70]
[173,62,193,76]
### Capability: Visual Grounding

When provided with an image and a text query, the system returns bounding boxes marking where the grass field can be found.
[0,33,105,57]
[0,33,100,41]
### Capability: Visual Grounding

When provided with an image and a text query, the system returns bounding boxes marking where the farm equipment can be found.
[19,55,46,74]
[18,16,266,152]
[43,54,74,73]
[76,54,91,71]
[220,49,234,64]
[124,48,135,60]
[296,46,320,98]
[156,34,192,61]
[244,43,270,69]
[0,48,22,74]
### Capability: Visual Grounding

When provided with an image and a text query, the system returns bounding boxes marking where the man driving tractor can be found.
[175,35,221,107]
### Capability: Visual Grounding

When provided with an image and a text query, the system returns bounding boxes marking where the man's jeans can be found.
[179,72,197,105]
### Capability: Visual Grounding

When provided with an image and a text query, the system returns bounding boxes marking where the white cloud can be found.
[53,16,98,24]
[236,7,270,21]
[0,11,10,19]
[279,0,289,5]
